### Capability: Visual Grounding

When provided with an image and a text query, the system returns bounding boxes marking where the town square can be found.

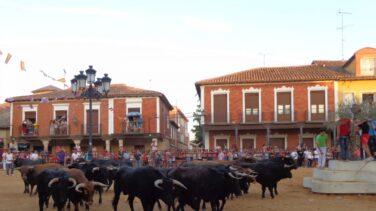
[0,1,376,211]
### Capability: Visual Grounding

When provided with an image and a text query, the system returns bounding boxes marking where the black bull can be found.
[112,166,187,211]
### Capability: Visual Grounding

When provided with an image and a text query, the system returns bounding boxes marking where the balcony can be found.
[49,124,70,136]
[19,125,38,137]
[122,120,144,134]
[81,124,102,135]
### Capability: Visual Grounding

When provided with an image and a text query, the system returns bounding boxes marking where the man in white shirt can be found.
[71,150,80,163]
[30,151,39,161]
[5,151,14,176]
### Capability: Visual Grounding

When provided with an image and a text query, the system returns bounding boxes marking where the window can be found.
[276,92,292,121]
[343,93,355,105]
[360,57,376,76]
[213,94,228,123]
[362,93,375,104]
[310,90,326,121]
[244,92,259,122]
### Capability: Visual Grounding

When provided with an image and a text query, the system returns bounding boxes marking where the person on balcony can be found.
[49,120,55,136]
[22,120,27,135]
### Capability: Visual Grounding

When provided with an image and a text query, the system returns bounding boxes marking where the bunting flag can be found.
[20,61,26,71]
[5,53,12,64]
[57,78,65,83]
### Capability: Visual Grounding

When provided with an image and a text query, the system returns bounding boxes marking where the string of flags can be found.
[0,47,67,86]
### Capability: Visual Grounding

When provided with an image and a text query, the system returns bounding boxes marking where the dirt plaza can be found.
[0,168,374,211]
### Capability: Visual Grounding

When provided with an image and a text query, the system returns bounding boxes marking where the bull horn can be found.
[228,172,241,180]
[234,172,248,177]
[68,178,77,188]
[75,183,86,192]
[92,181,108,188]
[48,178,60,188]
[154,179,163,190]
[172,179,187,190]
[229,166,239,171]
[284,164,295,168]
[92,167,100,173]
[107,166,118,171]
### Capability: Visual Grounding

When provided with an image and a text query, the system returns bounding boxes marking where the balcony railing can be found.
[81,124,102,135]
[19,125,38,136]
[122,120,144,134]
[49,124,70,136]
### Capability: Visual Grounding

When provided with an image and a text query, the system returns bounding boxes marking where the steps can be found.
[303,160,376,193]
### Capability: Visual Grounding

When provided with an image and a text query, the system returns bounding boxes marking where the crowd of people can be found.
[4,116,376,173]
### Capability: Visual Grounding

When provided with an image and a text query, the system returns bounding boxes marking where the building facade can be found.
[195,47,376,151]
[0,103,10,150]
[6,84,183,154]
[169,106,189,150]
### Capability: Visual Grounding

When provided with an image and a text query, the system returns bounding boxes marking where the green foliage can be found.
[191,104,204,147]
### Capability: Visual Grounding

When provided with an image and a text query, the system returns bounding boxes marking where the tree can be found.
[325,101,376,159]
[191,104,204,147]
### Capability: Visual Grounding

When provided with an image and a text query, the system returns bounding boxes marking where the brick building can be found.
[195,47,376,151]
[6,84,182,153]
[169,106,189,150]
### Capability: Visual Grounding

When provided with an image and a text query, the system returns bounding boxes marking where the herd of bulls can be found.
[14,156,297,211]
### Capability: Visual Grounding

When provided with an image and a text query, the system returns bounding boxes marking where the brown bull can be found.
[26,163,63,196]
[65,168,108,211]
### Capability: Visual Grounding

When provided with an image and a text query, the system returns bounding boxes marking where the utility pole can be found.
[337,9,352,60]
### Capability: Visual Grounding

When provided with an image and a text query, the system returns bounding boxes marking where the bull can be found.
[37,168,77,211]
[112,166,187,211]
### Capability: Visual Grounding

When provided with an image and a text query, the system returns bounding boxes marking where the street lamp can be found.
[71,65,111,161]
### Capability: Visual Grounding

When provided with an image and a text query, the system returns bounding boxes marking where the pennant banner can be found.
[20,61,26,71]
[5,53,12,64]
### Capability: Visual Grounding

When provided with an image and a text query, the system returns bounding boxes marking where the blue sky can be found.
[1,0,375,126]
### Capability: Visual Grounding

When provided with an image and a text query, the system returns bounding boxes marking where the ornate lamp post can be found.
[71,65,111,161]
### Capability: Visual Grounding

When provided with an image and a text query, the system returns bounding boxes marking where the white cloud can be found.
[181,16,232,32]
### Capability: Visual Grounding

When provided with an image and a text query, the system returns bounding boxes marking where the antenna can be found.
[337,9,352,60]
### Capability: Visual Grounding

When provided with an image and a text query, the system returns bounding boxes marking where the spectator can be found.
[57,148,65,165]
[297,147,305,167]
[142,151,149,166]
[155,151,162,168]
[71,149,80,163]
[218,150,225,160]
[368,119,376,160]
[166,150,172,167]
[30,150,39,161]
[5,150,14,176]
[337,117,351,160]
[315,129,328,168]
[358,119,371,159]
[134,150,142,168]
[2,150,6,171]
[123,150,131,164]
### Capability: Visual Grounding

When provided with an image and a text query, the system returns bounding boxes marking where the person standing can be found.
[315,129,328,168]
[368,119,376,160]
[5,150,14,176]
[2,150,6,171]
[30,150,39,161]
[123,150,131,165]
[57,148,65,165]
[134,150,142,168]
[358,119,371,158]
[337,117,351,160]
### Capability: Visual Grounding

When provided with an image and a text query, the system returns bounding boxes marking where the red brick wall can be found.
[203,81,335,123]
[100,99,109,135]
[142,97,157,133]
[113,99,125,134]
[69,100,84,135]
